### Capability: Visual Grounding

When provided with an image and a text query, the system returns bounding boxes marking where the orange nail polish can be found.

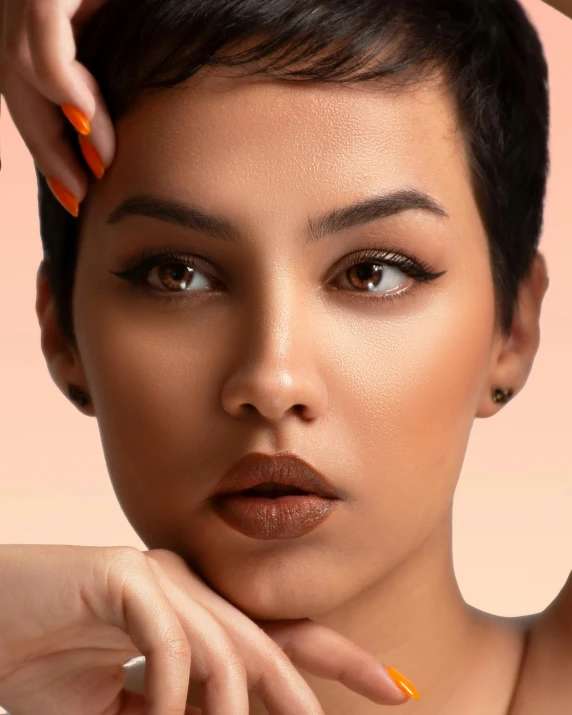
[61,104,91,135]
[78,134,105,179]
[386,666,421,700]
[46,177,79,218]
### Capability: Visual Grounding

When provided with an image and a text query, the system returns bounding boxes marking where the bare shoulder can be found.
[496,572,572,714]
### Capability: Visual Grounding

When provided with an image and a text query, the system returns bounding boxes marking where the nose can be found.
[220,297,328,425]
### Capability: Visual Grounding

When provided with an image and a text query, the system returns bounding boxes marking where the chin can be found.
[205,566,348,622]
[227,594,327,622]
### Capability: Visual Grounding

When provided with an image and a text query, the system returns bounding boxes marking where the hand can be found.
[0,545,412,714]
[0,0,115,215]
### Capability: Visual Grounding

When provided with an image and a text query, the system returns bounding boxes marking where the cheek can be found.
[328,264,495,551]
[73,235,494,548]
[74,292,226,509]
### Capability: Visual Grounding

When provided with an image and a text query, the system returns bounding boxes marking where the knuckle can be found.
[145,548,186,567]
[143,550,208,593]
[107,547,148,579]
[114,545,146,562]
[204,623,245,679]
[252,634,291,679]
[163,631,192,661]
[222,643,246,676]
[143,548,187,579]
[30,57,56,84]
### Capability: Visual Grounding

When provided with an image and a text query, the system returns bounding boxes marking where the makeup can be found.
[211,492,340,539]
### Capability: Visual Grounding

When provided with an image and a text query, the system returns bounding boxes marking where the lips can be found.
[211,492,339,539]
[241,483,308,497]
[212,451,343,500]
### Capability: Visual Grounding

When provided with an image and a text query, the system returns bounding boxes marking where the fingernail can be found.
[46,177,79,218]
[386,665,421,700]
[78,134,105,179]
[61,104,91,135]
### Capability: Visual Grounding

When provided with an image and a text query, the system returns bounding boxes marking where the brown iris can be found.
[346,263,384,291]
[157,264,194,291]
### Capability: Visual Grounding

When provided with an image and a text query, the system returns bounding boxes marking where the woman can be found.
[0,1,570,714]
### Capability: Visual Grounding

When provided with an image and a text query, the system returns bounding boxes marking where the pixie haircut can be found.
[36,0,549,346]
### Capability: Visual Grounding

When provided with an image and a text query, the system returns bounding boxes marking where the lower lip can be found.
[211,493,340,539]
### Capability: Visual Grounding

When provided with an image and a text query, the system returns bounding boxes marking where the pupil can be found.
[356,265,372,281]
[169,266,189,282]
[350,263,383,289]
[160,264,193,290]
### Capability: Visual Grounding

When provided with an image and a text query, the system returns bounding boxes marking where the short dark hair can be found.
[37,0,550,346]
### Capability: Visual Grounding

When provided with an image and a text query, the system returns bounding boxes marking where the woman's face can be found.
[71,69,500,619]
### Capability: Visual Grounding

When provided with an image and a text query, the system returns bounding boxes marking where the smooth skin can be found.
[0,0,569,202]
[34,58,551,715]
[1,1,571,715]
[0,545,410,714]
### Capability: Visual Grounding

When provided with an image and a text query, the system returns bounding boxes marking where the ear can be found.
[477,251,549,418]
[35,261,95,416]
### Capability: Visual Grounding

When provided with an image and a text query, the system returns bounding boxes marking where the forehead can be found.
[102,69,475,229]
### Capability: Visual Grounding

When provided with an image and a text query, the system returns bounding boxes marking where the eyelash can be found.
[111,247,446,306]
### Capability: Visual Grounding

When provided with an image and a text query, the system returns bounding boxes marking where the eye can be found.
[111,251,220,301]
[335,261,410,295]
[330,249,445,299]
[111,247,445,305]
[147,261,211,293]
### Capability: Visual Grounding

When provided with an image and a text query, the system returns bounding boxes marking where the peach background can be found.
[0,0,571,625]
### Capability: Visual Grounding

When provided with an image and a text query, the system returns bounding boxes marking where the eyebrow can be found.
[106,188,449,244]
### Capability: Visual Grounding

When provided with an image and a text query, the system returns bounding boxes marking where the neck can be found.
[252,515,523,714]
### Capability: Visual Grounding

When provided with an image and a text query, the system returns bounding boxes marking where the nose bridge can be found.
[241,256,307,363]
[255,274,298,365]
[221,266,327,423]
[241,270,307,387]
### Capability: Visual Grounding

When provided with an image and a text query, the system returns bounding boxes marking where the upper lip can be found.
[212,451,343,499]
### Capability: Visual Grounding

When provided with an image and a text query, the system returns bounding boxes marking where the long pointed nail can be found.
[78,134,105,179]
[61,104,91,135]
[386,665,421,700]
[46,177,79,218]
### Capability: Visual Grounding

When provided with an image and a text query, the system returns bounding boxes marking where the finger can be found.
[86,548,193,715]
[72,61,116,174]
[25,0,94,115]
[145,551,325,715]
[147,551,411,707]
[1,0,89,109]
[1,63,87,201]
[1,0,115,186]
[1,0,32,81]
[26,0,116,175]
[109,689,203,715]
[2,0,109,152]
[259,619,416,704]
[145,556,251,715]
